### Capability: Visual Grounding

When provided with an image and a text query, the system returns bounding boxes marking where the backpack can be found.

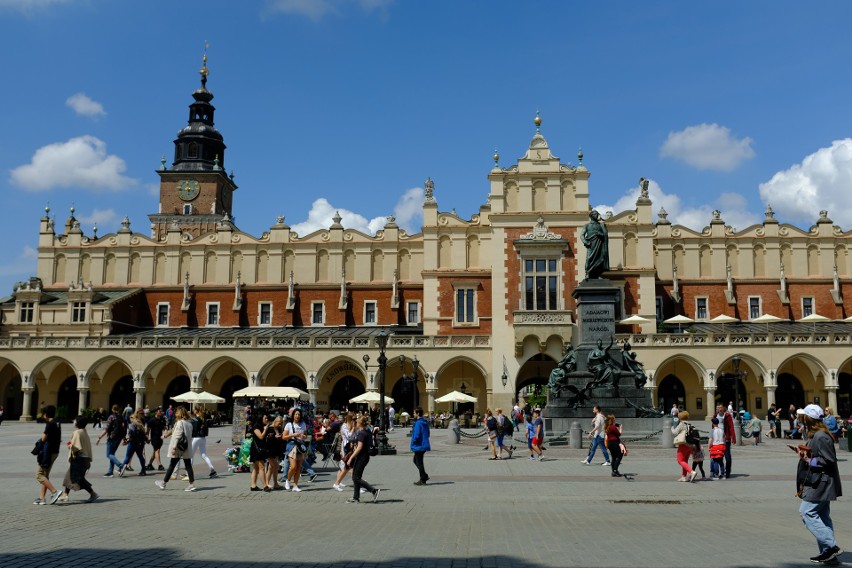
[107,414,126,440]
[368,429,379,456]
[503,417,515,435]
[175,422,189,452]
[685,423,701,446]
[130,423,147,445]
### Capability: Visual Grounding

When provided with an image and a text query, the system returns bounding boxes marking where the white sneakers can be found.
[332,484,344,492]
[185,484,197,492]
[291,486,302,492]
[284,480,291,490]
[581,459,591,465]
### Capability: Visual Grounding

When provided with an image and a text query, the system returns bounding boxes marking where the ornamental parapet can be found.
[615,332,851,347]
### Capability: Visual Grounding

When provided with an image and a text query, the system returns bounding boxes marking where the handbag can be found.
[32,439,44,456]
[674,426,687,446]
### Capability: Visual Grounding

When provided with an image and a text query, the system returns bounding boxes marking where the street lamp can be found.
[399,354,420,417]
[362,330,395,455]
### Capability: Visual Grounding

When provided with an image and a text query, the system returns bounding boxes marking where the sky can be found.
[2,1,852,293]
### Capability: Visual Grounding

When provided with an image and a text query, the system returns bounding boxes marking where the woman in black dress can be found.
[346,416,380,503]
[250,414,273,492]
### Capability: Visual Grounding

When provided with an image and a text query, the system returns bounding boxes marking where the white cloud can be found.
[0,246,38,287]
[265,0,393,20]
[66,92,106,119]
[595,179,761,232]
[759,139,852,228]
[660,123,755,171]
[10,135,135,192]
[77,208,119,230]
[291,187,424,237]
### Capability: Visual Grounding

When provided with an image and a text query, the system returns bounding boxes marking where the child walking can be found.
[708,417,725,480]
[691,440,706,479]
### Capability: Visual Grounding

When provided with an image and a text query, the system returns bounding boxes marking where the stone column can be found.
[21,387,34,422]
[134,388,145,411]
[309,388,318,407]
[827,387,838,411]
[704,388,716,421]
[426,388,437,414]
[765,387,776,409]
[78,388,89,412]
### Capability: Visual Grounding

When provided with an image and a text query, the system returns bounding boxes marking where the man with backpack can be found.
[96,405,126,477]
[495,408,515,459]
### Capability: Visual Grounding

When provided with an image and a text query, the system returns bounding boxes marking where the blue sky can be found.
[2,1,852,293]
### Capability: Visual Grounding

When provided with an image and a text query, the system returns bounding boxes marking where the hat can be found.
[801,404,824,420]
[796,408,806,415]
[711,417,719,425]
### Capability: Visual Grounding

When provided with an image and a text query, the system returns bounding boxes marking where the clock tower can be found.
[149,51,238,241]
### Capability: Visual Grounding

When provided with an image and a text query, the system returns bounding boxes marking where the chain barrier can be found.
[454,425,664,444]
[621,429,664,443]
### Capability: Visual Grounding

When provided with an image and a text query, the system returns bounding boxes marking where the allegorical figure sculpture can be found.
[587,337,619,394]
[581,209,610,280]
[547,345,577,397]
[620,340,647,389]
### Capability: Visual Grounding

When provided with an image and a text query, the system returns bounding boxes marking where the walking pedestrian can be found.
[531,409,544,460]
[795,404,843,565]
[525,414,536,460]
[145,407,166,471]
[57,416,98,504]
[120,410,148,476]
[605,414,623,477]
[95,405,126,477]
[154,406,196,492]
[190,408,218,479]
[34,405,62,505]
[410,407,431,485]
[284,408,308,492]
[485,409,499,459]
[346,415,380,503]
[248,413,273,492]
[495,408,514,459]
[708,417,725,480]
[332,413,357,492]
[691,440,706,479]
[672,410,696,482]
[582,405,611,466]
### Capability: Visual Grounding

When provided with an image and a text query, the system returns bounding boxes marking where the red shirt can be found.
[606,424,621,443]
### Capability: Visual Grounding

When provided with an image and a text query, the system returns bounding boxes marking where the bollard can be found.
[570,421,582,449]
[448,419,460,444]
[661,417,673,448]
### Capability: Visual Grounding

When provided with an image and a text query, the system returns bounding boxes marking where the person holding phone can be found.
[793,404,842,565]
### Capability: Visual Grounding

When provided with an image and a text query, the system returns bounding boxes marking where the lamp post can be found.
[399,354,420,418]
[362,330,395,455]
[731,355,748,446]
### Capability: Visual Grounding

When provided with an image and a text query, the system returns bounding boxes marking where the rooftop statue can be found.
[581,210,609,280]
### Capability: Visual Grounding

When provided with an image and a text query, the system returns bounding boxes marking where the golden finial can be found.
[493,148,500,165]
[199,40,210,87]
[534,109,542,132]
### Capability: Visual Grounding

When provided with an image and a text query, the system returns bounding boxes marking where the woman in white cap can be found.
[796,404,842,564]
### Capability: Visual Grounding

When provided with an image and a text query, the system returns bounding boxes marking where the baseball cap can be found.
[801,404,824,420]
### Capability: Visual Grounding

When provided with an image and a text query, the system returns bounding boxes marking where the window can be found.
[748,297,761,320]
[655,296,664,322]
[456,288,475,323]
[157,303,170,327]
[802,297,814,318]
[312,302,325,325]
[71,301,86,323]
[364,301,377,325]
[407,301,420,325]
[206,302,220,326]
[19,302,34,323]
[258,302,272,326]
[695,297,708,321]
[523,258,559,310]
[183,204,192,215]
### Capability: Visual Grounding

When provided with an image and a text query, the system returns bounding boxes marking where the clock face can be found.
[177,179,200,202]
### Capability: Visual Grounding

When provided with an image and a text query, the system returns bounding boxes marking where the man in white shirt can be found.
[387,405,395,431]
[581,406,610,466]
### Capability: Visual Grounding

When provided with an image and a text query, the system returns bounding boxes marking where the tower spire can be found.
[200,41,209,89]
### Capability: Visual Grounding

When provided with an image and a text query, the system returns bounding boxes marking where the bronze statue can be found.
[547,345,577,397]
[621,339,647,389]
[580,210,610,280]
[587,337,619,394]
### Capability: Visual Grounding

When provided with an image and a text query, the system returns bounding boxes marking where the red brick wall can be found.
[435,274,492,335]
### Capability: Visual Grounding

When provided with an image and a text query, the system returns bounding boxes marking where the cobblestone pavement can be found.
[1,421,850,567]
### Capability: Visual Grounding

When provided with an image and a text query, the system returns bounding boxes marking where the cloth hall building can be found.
[3,66,852,424]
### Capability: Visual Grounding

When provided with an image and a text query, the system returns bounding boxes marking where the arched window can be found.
[836,246,848,276]
[231,251,243,282]
[699,245,712,277]
[53,254,66,284]
[623,233,637,268]
[104,254,116,284]
[129,253,142,284]
[204,251,217,283]
[344,250,356,279]
[256,251,269,283]
[673,246,685,276]
[188,142,198,158]
[780,244,792,275]
[807,246,820,276]
[466,235,479,268]
[753,244,765,277]
[371,250,384,281]
[179,252,191,284]
[79,254,91,284]
[316,250,329,282]
[154,253,166,284]
[532,180,546,211]
[438,236,452,268]
[726,245,739,277]
[398,249,411,280]
[505,182,518,211]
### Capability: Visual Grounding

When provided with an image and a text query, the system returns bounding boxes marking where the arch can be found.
[673,246,685,276]
[726,245,739,277]
[154,253,166,284]
[699,245,711,278]
[142,356,191,385]
[753,244,766,276]
[807,245,820,276]
[433,356,487,413]
[161,375,190,409]
[712,355,768,413]
[256,250,269,283]
[343,249,356,280]
[179,252,192,284]
[328,376,365,411]
[653,355,707,416]
[204,251,217,283]
[775,353,829,387]
[282,250,294,283]
[79,254,91,284]
[657,375,686,412]
[837,372,852,417]
[53,254,66,284]
[56,375,79,420]
[390,376,420,414]
[505,181,518,211]
[0,371,23,420]
[86,356,134,395]
[231,251,243,282]
[198,356,249,388]
[257,357,308,385]
[775,373,805,414]
[398,249,411,280]
[438,236,451,268]
[515,353,556,399]
[836,245,848,276]
[31,356,78,385]
[104,254,116,284]
[129,253,142,284]
[623,232,637,268]
[466,235,479,269]
[532,180,546,211]
[434,356,488,382]
[219,375,248,411]
[317,249,329,282]
[560,180,574,209]
[109,375,134,410]
[371,250,384,281]
[279,375,308,390]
